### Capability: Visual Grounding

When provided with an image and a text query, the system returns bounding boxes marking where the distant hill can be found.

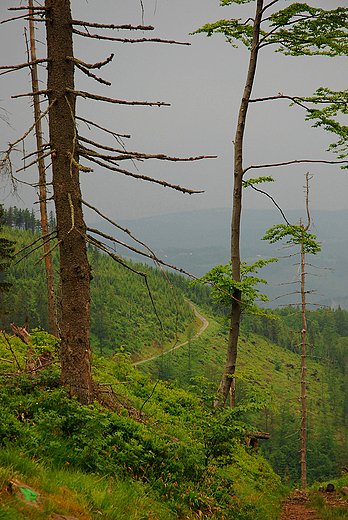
[88,208,348,309]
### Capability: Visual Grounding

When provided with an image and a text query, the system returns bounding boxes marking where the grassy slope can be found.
[0,331,284,520]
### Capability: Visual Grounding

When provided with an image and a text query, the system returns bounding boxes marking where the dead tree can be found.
[1,1,215,404]
[28,0,58,338]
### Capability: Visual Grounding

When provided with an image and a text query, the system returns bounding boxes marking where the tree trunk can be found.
[216,0,263,405]
[29,0,59,338]
[45,0,93,404]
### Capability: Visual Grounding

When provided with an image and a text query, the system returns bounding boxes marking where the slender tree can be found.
[193,0,348,405]
[262,172,321,489]
[27,0,58,338]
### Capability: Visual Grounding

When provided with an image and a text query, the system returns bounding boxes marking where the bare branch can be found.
[71,20,155,31]
[66,87,170,107]
[243,158,348,174]
[0,100,56,176]
[16,149,55,173]
[33,240,62,267]
[76,116,130,139]
[74,63,111,86]
[0,58,49,76]
[249,94,309,110]
[13,235,57,266]
[11,89,51,99]
[14,230,56,257]
[78,136,217,162]
[248,184,290,224]
[1,14,30,24]
[67,53,114,70]
[8,6,48,10]
[86,234,164,331]
[80,153,204,194]
[72,28,191,45]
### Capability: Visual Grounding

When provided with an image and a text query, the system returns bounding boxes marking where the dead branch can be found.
[72,28,191,45]
[0,100,56,176]
[13,235,57,266]
[74,63,111,86]
[76,116,130,139]
[249,94,309,110]
[66,87,169,107]
[67,53,114,69]
[243,158,348,174]
[33,240,62,267]
[1,331,22,370]
[248,183,290,224]
[14,230,57,256]
[71,20,155,31]
[1,14,30,24]
[8,6,48,10]
[78,136,217,162]
[11,89,51,99]
[80,154,204,194]
[86,234,164,331]
[0,58,49,76]
[16,149,55,173]
[21,144,51,161]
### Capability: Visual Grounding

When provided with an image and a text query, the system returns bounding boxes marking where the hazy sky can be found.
[1,0,348,221]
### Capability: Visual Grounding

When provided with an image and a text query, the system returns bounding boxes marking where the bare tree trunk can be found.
[45,0,93,404]
[29,0,59,338]
[216,0,263,405]
[300,234,307,489]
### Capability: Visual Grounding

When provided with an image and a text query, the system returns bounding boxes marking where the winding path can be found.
[134,301,209,366]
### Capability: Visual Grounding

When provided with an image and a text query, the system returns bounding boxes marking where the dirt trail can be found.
[134,301,209,366]
[280,489,348,519]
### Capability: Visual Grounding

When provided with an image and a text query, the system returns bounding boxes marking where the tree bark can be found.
[29,0,59,338]
[45,0,93,404]
[216,0,264,405]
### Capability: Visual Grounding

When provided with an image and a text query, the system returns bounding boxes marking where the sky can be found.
[1,0,348,222]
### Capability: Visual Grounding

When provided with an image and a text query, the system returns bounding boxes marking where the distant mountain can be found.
[88,208,348,309]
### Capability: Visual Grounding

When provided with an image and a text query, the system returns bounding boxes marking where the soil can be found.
[280,489,348,519]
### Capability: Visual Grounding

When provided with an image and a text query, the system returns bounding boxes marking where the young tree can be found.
[193,0,348,405]
[0,1,214,404]
[263,172,321,489]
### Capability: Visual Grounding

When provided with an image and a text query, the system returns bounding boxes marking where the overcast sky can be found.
[1,0,348,222]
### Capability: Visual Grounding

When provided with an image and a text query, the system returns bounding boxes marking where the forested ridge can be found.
[3,225,348,490]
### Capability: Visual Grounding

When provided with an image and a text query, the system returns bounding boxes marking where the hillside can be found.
[2,226,348,491]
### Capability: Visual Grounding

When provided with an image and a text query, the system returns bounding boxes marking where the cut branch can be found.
[80,153,204,194]
[67,88,170,106]
[72,28,190,45]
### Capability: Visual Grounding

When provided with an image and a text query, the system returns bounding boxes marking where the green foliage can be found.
[242,176,275,188]
[0,205,15,300]
[0,345,283,520]
[190,259,278,317]
[262,223,321,254]
[303,87,348,166]
[193,3,348,56]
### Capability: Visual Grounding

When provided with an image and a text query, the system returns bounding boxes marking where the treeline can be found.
[0,226,195,358]
[2,206,56,234]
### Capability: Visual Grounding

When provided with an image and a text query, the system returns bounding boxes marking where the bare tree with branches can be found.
[0,1,215,404]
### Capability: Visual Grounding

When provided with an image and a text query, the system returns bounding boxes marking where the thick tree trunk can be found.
[45,0,93,404]
[216,0,263,406]
[29,0,59,338]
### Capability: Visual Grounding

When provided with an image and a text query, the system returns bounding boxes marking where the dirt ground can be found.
[280,489,348,520]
